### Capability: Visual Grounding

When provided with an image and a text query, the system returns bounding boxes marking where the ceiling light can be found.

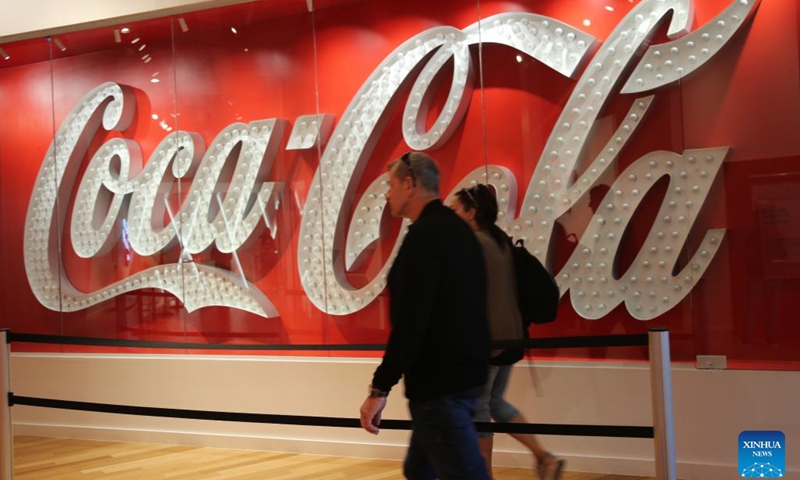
[0,47,9,60]
[516,55,523,63]
[231,27,238,34]
[113,29,122,43]
[138,44,146,51]
[152,114,159,120]
[583,19,592,27]
[131,38,140,44]
[178,17,189,33]
[121,27,130,34]
[151,78,160,83]
[605,5,615,11]
[53,37,66,52]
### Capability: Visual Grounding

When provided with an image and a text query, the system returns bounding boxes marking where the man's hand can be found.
[359,396,388,435]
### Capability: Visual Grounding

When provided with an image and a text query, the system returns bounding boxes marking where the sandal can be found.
[537,452,565,480]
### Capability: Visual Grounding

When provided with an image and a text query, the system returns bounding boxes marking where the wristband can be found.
[368,384,389,398]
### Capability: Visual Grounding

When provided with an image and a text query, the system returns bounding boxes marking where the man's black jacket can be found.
[372,200,490,401]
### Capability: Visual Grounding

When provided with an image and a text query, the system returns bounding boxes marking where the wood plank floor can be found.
[14,436,652,480]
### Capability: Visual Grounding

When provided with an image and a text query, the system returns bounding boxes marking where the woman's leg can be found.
[474,365,500,477]
[489,366,564,480]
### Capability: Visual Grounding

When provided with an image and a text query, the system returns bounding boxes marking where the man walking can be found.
[359,151,491,480]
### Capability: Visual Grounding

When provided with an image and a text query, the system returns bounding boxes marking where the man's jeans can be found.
[403,387,490,480]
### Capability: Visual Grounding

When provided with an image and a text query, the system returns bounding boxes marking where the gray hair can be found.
[388,151,440,195]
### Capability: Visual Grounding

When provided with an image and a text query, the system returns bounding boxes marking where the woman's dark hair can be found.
[455,184,508,249]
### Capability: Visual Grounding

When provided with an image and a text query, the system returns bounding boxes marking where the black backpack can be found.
[509,237,560,327]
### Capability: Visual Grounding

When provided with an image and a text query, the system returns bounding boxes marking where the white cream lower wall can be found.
[9,354,798,480]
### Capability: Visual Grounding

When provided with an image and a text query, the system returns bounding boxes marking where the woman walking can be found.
[449,184,565,480]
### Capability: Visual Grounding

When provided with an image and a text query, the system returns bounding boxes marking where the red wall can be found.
[1,0,799,368]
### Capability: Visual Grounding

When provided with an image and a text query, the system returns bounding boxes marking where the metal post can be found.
[0,330,13,480]
[648,328,676,480]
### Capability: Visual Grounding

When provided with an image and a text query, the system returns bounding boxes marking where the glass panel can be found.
[310,0,484,354]
[1,0,799,369]
[0,36,62,352]
[472,0,672,362]
[42,17,179,352]
[496,0,799,368]
[169,4,323,353]
[684,0,800,369]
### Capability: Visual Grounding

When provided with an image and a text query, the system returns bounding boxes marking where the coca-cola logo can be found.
[24,0,760,320]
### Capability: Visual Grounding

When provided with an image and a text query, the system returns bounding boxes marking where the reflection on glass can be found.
[0,0,798,368]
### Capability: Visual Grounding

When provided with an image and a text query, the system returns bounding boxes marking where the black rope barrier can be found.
[9,395,654,438]
[8,332,649,351]
[5,330,656,440]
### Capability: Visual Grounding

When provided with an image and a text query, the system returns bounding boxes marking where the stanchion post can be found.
[648,328,676,480]
[0,330,12,480]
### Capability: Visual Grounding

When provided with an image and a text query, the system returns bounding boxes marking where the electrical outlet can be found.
[696,355,727,370]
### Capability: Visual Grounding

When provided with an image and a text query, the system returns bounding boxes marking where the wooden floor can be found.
[14,436,652,480]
